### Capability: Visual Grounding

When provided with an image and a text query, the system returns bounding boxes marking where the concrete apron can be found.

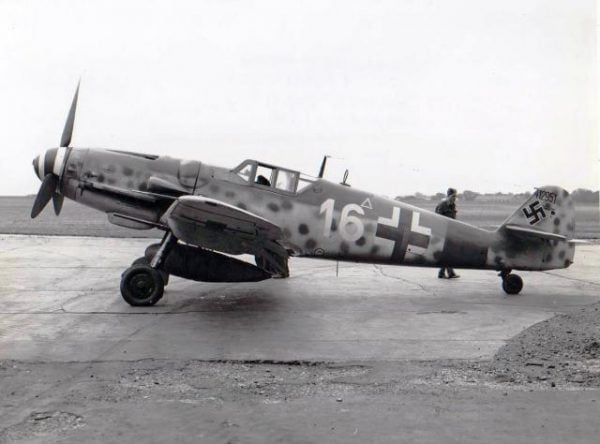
[1,235,599,363]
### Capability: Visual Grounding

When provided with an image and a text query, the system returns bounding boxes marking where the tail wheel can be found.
[120,264,164,306]
[132,256,170,286]
[502,274,523,295]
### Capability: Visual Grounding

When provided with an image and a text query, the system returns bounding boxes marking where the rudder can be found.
[499,186,575,239]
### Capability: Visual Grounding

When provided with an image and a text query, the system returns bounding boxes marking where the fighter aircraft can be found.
[31,85,578,305]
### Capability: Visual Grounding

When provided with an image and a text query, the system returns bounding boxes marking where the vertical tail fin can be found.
[499,186,575,240]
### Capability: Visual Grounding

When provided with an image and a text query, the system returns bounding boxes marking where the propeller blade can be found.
[31,174,58,218]
[60,81,80,147]
[52,193,64,216]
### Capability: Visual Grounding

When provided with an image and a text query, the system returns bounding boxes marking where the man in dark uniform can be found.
[435,188,460,279]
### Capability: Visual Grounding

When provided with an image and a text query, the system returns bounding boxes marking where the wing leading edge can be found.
[164,195,286,259]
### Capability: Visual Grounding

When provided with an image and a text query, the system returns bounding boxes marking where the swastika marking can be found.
[522,200,546,225]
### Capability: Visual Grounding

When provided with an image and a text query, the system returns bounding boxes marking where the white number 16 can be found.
[319,199,365,242]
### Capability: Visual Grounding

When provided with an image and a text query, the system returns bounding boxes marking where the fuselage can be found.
[38,147,563,272]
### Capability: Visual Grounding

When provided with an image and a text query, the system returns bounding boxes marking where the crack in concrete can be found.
[541,271,600,287]
[6,284,239,416]
[372,264,439,296]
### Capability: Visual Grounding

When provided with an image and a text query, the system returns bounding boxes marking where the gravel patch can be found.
[490,302,600,387]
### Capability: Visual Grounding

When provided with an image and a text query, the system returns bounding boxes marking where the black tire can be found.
[131,256,170,286]
[120,264,164,306]
[502,274,523,295]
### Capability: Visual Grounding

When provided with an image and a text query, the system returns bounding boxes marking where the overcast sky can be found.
[0,0,597,196]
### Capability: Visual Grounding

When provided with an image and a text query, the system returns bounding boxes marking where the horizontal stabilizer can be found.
[504,224,567,241]
[569,239,590,244]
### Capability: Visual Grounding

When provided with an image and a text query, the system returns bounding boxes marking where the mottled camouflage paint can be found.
[490,186,576,271]
[52,148,575,272]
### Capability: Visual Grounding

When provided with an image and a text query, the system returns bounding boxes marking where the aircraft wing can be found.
[163,195,285,257]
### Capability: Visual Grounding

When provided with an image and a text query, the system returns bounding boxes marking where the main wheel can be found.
[131,256,169,285]
[120,264,164,306]
[502,274,523,295]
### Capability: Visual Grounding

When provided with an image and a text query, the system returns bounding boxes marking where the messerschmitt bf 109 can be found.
[31,85,578,306]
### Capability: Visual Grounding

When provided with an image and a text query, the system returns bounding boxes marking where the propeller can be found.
[31,81,80,218]
[60,81,79,148]
[31,174,59,218]
[52,193,64,215]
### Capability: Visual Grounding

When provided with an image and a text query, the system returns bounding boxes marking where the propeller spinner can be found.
[31,82,79,218]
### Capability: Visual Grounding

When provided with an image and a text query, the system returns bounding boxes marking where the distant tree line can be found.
[397,189,599,205]
[571,188,600,203]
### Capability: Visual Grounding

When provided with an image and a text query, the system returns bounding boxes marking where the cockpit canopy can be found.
[232,160,313,194]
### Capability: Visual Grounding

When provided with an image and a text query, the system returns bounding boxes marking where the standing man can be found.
[435,188,460,279]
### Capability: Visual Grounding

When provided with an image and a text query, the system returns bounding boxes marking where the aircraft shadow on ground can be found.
[163,286,286,314]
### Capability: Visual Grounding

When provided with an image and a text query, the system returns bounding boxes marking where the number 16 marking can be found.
[319,198,365,242]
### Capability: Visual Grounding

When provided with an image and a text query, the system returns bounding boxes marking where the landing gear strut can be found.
[499,269,523,295]
[255,253,289,278]
[254,242,290,279]
[120,232,177,306]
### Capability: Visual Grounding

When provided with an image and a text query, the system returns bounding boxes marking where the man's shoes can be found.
[448,273,460,279]
[438,272,446,279]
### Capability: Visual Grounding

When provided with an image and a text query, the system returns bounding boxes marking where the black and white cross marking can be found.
[522,200,547,225]
[375,207,431,262]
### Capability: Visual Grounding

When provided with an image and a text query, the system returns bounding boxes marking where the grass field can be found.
[0,196,598,238]
[416,199,600,239]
